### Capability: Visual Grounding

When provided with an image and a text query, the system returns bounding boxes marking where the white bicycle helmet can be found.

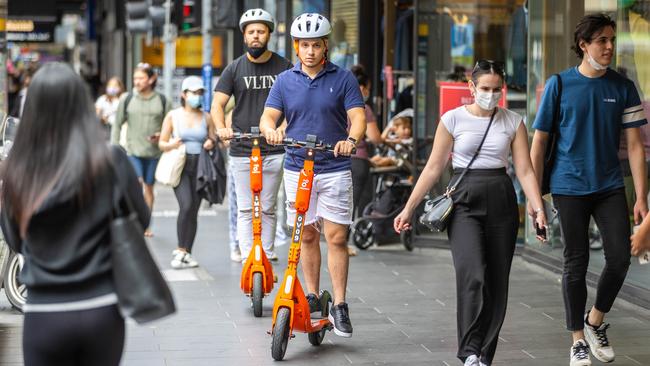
[239,8,275,33]
[290,13,331,39]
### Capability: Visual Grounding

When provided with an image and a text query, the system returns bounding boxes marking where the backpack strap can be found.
[124,92,134,122]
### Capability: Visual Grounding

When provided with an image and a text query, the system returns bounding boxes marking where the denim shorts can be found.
[127,155,159,185]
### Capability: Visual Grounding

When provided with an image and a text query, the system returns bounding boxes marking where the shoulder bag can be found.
[111,169,176,324]
[155,114,186,187]
[419,107,497,232]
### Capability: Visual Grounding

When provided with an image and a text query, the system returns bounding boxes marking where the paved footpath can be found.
[1,188,650,365]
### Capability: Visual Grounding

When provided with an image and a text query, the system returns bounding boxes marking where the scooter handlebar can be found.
[280,137,356,154]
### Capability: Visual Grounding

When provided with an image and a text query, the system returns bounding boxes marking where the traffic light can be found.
[150,0,166,36]
[176,0,200,32]
[125,0,171,36]
[126,0,150,34]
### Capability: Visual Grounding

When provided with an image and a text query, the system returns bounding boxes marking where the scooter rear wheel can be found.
[271,307,291,360]
[252,272,263,317]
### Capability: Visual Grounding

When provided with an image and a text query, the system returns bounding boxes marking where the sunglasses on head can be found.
[136,62,152,70]
[474,59,505,76]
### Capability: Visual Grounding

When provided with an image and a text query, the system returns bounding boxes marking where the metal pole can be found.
[201,0,213,112]
[162,0,176,101]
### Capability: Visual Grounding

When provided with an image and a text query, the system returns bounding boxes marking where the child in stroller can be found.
[352,111,419,250]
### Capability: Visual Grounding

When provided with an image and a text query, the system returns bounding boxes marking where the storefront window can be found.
[290,0,359,69]
[525,0,650,293]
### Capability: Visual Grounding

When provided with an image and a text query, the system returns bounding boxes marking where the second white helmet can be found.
[239,8,275,33]
[290,13,331,39]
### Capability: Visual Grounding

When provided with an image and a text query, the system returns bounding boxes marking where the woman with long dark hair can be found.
[0,62,150,365]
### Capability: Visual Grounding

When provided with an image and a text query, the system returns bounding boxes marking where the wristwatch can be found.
[346,137,358,146]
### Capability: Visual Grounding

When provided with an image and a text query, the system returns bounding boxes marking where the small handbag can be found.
[110,172,176,324]
[155,118,186,187]
[419,108,497,232]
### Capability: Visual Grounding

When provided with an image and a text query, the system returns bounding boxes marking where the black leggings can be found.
[553,188,631,331]
[174,154,201,252]
[23,305,125,366]
[446,168,519,365]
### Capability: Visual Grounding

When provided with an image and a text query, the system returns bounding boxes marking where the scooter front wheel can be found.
[4,252,26,311]
[271,307,291,360]
[252,272,263,317]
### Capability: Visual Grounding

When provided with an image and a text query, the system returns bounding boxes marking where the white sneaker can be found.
[584,314,615,363]
[479,360,488,366]
[171,250,187,269]
[570,339,592,366]
[464,355,480,366]
[230,248,242,262]
[171,251,199,269]
[269,251,279,262]
[182,252,199,267]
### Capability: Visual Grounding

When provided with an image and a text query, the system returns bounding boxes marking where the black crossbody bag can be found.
[419,108,497,232]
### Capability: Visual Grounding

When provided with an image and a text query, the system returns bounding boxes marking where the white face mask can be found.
[586,50,608,71]
[474,90,501,110]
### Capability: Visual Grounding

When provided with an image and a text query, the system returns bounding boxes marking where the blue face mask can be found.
[187,95,202,109]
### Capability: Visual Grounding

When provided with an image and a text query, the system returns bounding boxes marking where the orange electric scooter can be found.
[270,135,345,361]
[232,127,275,317]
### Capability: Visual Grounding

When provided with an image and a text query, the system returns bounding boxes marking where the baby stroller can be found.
[351,143,421,251]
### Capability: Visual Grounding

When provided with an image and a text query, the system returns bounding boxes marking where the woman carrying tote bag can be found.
[0,63,150,366]
[158,76,216,269]
[393,60,547,366]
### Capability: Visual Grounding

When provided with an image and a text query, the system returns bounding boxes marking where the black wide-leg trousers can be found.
[447,168,519,365]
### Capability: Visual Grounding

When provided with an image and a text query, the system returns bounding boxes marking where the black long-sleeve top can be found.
[0,147,150,304]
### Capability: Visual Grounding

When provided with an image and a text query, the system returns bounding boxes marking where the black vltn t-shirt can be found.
[215,52,292,157]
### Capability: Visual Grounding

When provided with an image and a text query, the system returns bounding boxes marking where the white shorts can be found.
[284,170,353,227]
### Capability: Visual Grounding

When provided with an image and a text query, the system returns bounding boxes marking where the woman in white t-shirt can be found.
[394,60,547,366]
[95,77,124,138]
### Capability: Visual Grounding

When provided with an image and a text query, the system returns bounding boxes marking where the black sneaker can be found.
[328,302,353,338]
[306,293,321,316]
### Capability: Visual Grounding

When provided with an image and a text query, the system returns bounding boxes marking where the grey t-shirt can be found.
[441,106,522,169]
[215,53,292,157]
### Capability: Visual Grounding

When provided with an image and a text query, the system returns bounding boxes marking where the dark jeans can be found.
[553,188,631,331]
[23,305,125,366]
[351,157,372,218]
[173,154,201,252]
[447,168,519,365]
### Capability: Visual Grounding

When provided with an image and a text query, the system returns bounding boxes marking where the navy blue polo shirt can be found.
[265,61,365,173]
[533,67,647,195]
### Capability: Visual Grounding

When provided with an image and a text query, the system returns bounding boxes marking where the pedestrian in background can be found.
[530,14,648,366]
[10,65,37,118]
[349,64,383,219]
[158,76,216,269]
[112,62,172,237]
[95,76,125,139]
[0,62,150,366]
[394,60,547,366]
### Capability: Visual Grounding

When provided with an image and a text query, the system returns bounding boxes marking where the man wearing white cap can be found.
[212,9,292,263]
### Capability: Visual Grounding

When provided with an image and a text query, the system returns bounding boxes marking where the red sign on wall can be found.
[439,82,508,118]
